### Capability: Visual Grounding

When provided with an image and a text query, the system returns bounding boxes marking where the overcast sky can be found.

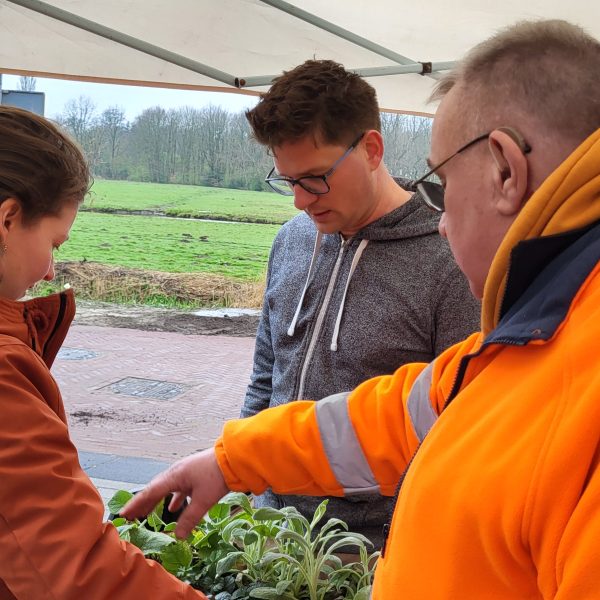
[0,74,259,121]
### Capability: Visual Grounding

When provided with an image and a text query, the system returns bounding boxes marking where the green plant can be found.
[108,491,378,600]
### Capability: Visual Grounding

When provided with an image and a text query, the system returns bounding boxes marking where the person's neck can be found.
[370,169,412,221]
[339,171,412,238]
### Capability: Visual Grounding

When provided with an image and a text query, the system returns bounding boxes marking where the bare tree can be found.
[58,96,105,173]
[224,113,271,190]
[99,106,127,178]
[130,107,172,182]
[19,76,36,91]
[381,113,432,180]
[198,105,229,186]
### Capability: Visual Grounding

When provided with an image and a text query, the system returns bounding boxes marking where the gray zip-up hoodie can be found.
[241,180,480,546]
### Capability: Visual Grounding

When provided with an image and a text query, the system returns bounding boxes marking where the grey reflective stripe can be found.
[315,392,380,495]
[407,361,438,442]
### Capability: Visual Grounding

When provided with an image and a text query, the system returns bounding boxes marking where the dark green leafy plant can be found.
[108,491,378,599]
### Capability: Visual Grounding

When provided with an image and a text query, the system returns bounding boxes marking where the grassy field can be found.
[86,180,297,224]
[60,212,280,280]
[44,180,298,307]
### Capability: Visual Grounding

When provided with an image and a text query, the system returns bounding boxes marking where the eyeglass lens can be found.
[417,181,445,212]
[268,176,330,196]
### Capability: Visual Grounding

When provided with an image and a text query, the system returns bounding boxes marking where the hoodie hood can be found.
[356,177,441,242]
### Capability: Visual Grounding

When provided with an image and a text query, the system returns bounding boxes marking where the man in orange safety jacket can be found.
[124,19,600,599]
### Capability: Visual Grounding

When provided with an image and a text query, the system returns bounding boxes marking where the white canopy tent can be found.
[1,0,599,115]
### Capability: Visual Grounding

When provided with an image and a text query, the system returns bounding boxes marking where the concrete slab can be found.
[80,450,171,484]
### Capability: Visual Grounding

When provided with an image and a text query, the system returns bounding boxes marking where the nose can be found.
[43,258,55,282]
[438,212,448,238]
[293,185,319,211]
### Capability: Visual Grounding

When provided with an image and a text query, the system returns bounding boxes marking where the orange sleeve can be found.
[215,334,479,498]
[216,401,344,496]
[0,345,204,600]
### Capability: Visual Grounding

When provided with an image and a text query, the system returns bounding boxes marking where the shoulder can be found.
[0,335,54,390]
[271,213,320,258]
[276,212,316,241]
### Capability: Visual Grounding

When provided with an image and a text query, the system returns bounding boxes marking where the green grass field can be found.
[60,211,280,280]
[86,180,297,224]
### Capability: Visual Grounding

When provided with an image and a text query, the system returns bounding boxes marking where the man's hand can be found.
[120,448,229,539]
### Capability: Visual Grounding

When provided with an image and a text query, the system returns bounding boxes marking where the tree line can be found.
[56,96,432,191]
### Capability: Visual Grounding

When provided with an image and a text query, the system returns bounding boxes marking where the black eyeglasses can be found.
[414,126,532,212]
[265,133,365,196]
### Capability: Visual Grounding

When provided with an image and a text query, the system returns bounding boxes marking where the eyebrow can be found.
[426,158,434,169]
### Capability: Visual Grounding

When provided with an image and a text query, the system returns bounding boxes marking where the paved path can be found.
[51,324,255,506]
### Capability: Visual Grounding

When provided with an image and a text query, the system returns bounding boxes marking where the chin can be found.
[469,280,484,300]
[312,222,339,234]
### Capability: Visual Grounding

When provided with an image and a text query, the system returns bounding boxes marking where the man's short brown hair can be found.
[431,20,600,145]
[246,59,381,148]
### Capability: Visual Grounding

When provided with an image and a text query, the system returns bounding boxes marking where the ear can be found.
[0,198,23,237]
[487,129,529,217]
[362,129,384,170]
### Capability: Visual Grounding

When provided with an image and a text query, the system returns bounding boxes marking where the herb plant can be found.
[108,491,378,599]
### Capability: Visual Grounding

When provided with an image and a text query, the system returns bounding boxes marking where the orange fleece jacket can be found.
[216,129,600,598]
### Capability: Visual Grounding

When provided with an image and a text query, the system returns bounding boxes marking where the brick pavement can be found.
[52,325,255,465]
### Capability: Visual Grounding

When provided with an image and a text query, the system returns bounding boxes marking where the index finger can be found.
[120,470,182,520]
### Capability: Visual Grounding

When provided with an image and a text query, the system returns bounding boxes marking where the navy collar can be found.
[486,220,600,345]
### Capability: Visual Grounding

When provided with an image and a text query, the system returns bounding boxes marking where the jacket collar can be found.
[0,289,75,368]
[485,220,600,345]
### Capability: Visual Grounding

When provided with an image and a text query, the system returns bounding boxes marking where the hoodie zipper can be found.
[297,237,348,399]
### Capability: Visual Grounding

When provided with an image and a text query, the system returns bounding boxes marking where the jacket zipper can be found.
[297,238,348,400]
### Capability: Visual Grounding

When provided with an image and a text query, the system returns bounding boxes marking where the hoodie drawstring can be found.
[330,239,369,351]
[287,231,324,336]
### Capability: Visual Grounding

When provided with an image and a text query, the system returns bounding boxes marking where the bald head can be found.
[432,20,600,165]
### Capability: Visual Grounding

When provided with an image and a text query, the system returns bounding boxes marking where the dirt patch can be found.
[74,299,260,337]
[70,410,119,425]
[34,261,263,337]
[47,261,265,308]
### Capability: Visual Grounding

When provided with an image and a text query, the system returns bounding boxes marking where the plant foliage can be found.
[108,491,378,599]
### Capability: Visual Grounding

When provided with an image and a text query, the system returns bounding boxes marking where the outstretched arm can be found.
[122,333,479,540]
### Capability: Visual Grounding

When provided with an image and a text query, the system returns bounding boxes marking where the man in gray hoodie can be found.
[241,59,479,547]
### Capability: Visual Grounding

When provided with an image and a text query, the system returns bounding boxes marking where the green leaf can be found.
[128,527,176,556]
[117,522,137,542]
[243,530,259,546]
[354,585,372,600]
[309,499,329,529]
[160,540,193,574]
[252,507,285,521]
[249,587,280,599]
[147,498,166,531]
[222,519,250,543]
[275,580,292,595]
[107,489,134,515]
[216,551,245,576]
[219,492,253,514]
[164,522,177,532]
[275,529,311,551]
[110,517,127,527]
[258,552,299,568]
[208,501,231,521]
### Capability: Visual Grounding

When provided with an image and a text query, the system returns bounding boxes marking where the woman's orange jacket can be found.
[0,290,204,599]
